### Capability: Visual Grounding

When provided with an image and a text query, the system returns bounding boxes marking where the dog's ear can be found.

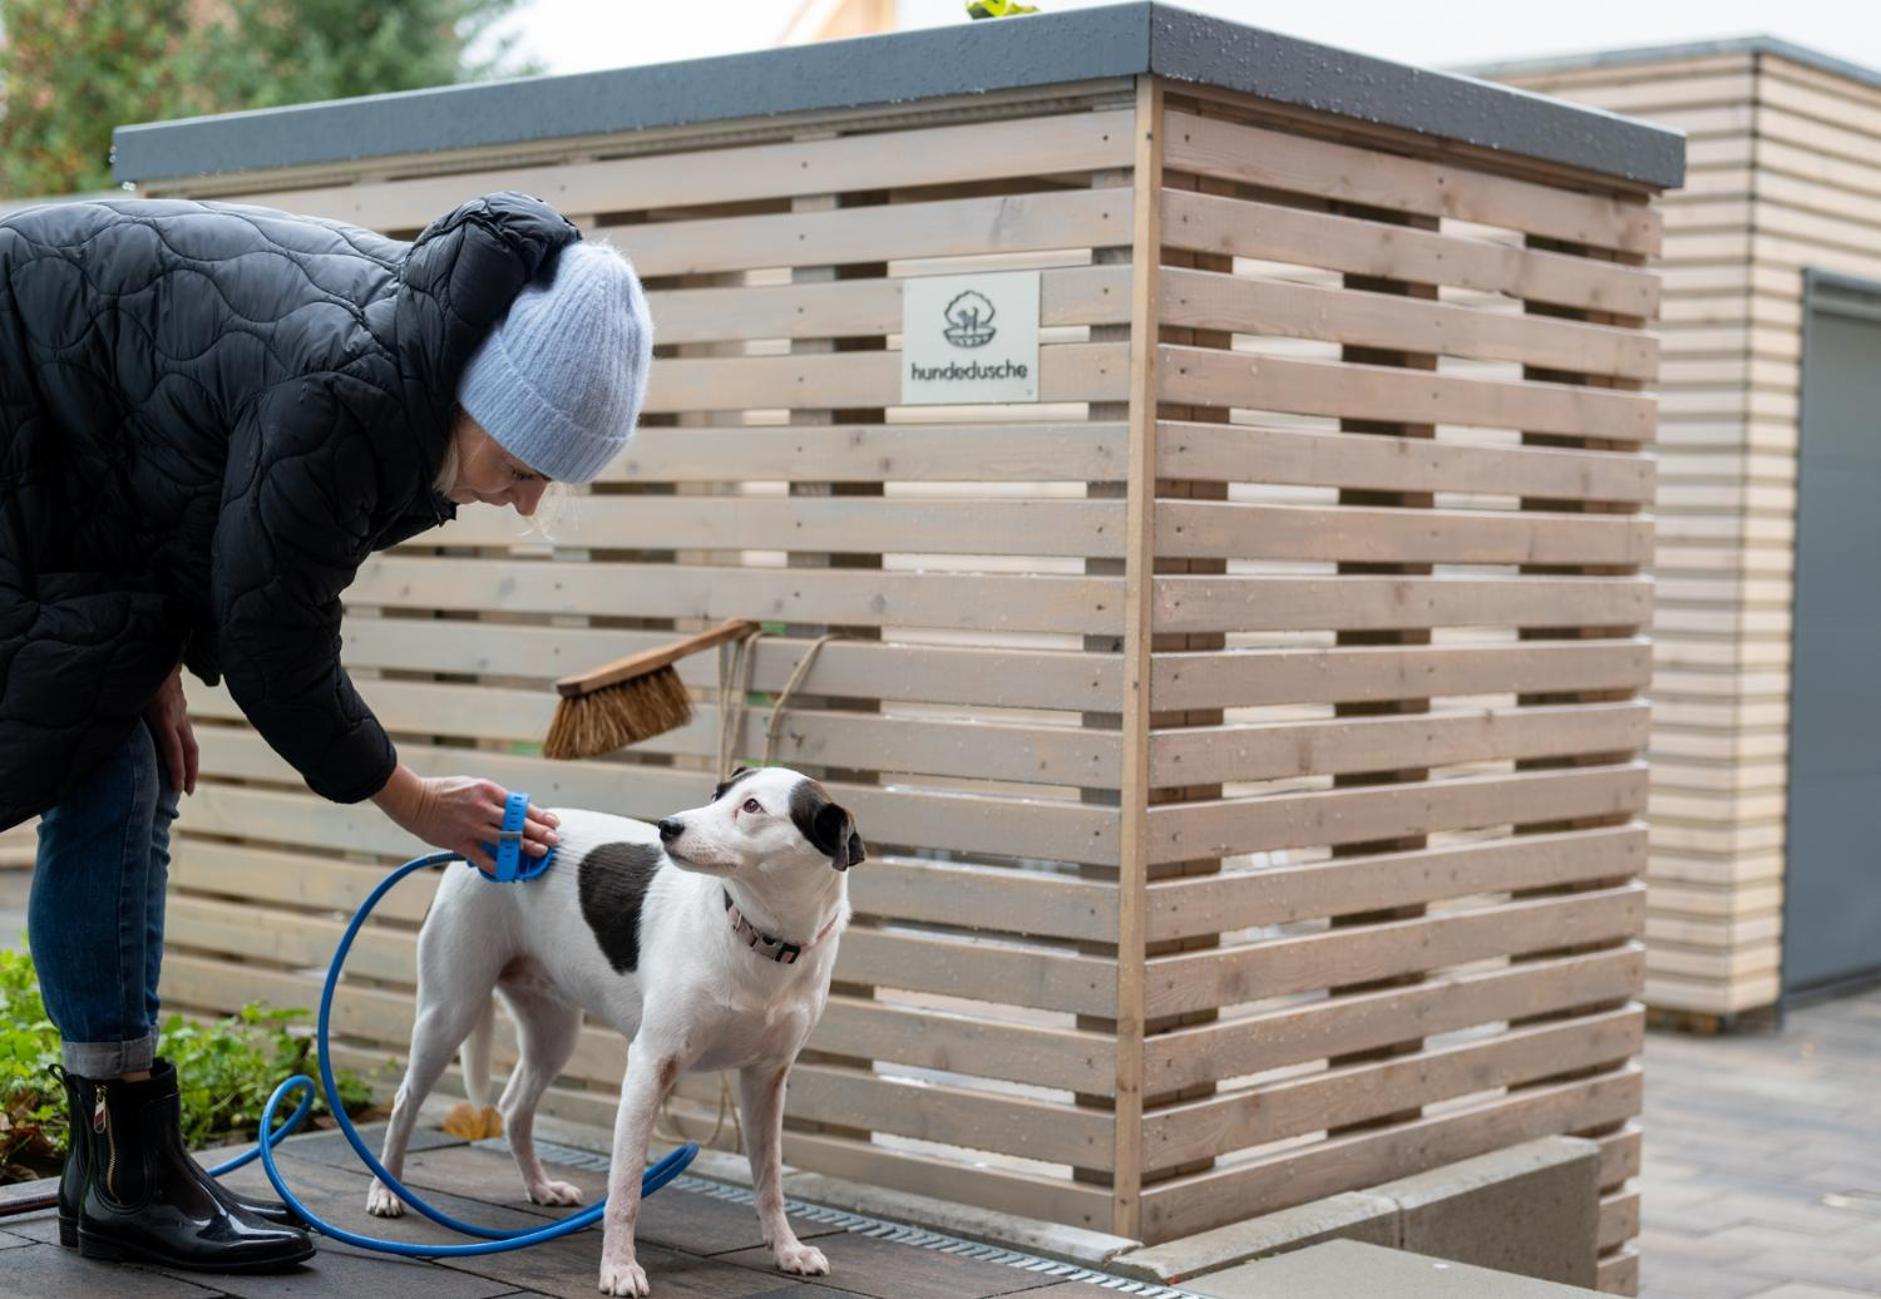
[791,780,863,871]
[815,803,865,872]
[713,766,756,801]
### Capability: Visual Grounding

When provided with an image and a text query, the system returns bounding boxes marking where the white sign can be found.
[900,270,1041,405]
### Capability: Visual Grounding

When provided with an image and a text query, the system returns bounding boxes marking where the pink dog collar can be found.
[721,889,837,965]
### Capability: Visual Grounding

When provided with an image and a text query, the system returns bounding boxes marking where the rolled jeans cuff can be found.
[61,1031,157,1078]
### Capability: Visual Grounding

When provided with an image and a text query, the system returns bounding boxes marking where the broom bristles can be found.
[543,665,695,760]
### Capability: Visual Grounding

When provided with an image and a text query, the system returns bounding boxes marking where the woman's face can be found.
[446,412,551,516]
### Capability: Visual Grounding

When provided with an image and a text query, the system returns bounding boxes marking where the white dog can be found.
[363,766,865,1297]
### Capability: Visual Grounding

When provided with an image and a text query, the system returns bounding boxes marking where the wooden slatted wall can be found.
[1134,90,1656,1289]
[143,76,1662,1268]
[1493,49,1879,1023]
[151,85,1148,1237]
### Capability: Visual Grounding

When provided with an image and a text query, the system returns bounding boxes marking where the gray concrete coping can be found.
[112,2,1683,189]
[1183,1238,1605,1298]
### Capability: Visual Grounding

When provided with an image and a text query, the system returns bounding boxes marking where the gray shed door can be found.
[1783,271,1881,995]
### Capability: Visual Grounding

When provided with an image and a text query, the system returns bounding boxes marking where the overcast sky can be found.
[490,0,1881,80]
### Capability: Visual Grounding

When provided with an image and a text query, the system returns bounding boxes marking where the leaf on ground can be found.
[441,1102,504,1141]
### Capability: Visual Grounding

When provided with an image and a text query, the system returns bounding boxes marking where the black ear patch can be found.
[712,767,759,802]
[578,841,664,973]
[789,779,866,871]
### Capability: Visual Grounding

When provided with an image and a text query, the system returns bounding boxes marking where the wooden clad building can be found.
[1486,39,1881,1022]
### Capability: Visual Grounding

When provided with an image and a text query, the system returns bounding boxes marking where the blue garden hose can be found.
[202,793,696,1257]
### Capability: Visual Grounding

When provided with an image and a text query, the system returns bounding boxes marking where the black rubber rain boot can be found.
[69,1061,314,1272]
[55,1062,301,1240]
[51,1064,86,1248]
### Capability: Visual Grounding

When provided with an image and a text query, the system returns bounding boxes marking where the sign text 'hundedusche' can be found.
[899,270,1041,405]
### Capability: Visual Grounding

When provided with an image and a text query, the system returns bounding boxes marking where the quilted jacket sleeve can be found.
[211,374,398,803]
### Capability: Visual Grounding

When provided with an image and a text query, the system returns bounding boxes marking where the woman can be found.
[0,191,653,1270]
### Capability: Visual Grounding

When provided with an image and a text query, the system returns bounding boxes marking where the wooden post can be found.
[1111,72,1165,1240]
[1138,102,1233,1191]
[1322,199,1442,1135]
[780,151,888,1150]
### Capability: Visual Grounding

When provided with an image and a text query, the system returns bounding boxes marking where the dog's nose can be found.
[657,817,683,843]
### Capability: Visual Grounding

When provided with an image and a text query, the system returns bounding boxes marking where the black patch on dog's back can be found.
[578,841,664,973]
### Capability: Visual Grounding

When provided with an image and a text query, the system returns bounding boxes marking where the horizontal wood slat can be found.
[624,188,1129,277]
[1161,189,1659,317]
[1159,345,1655,442]
[610,422,1130,484]
[348,557,1126,635]
[1162,109,1660,255]
[1157,500,1651,566]
[645,342,1128,413]
[1151,640,1653,711]
[341,621,1123,712]
[1149,701,1649,788]
[838,927,1117,1016]
[813,995,1117,1096]
[643,263,1133,345]
[436,495,1129,557]
[848,858,1118,942]
[1153,576,1653,635]
[234,109,1136,232]
[1154,422,1654,503]
[1151,763,1648,863]
[442,496,1649,566]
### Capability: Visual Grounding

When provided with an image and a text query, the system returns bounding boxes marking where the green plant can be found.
[0,943,372,1183]
[160,1004,373,1152]
[0,0,537,198]
[0,944,64,1182]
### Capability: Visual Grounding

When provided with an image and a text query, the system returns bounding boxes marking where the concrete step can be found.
[1184,1239,1606,1298]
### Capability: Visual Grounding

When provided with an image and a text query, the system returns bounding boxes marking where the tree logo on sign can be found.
[942,290,997,348]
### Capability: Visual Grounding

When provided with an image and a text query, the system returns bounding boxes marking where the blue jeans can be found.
[29,720,178,1077]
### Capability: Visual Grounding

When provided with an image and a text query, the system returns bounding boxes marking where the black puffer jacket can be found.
[0,192,580,829]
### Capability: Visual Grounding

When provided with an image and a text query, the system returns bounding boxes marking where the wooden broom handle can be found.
[555,620,759,698]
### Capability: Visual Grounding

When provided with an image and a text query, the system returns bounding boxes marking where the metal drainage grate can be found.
[485,1136,1204,1297]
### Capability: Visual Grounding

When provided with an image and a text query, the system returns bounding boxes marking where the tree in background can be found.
[208,0,534,111]
[0,0,535,198]
[0,1,220,196]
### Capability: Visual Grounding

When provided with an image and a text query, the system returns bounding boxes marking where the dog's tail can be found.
[461,994,498,1110]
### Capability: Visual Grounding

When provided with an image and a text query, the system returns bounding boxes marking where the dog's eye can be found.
[742,798,763,815]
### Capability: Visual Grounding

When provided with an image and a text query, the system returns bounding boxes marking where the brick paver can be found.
[1639,986,1881,1298]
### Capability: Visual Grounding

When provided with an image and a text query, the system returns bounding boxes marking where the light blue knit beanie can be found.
[457,241,654,483]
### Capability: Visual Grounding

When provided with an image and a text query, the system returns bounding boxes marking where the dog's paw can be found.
[774,1241,830,1276]
[597,1257,650,1296]
[364,1179,404,1218]
[528,1178,585,1207]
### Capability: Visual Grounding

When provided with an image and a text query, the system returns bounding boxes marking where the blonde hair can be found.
[436,406,571,541]
[433,435,461,496]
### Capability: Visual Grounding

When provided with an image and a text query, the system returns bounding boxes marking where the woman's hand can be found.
[371,764,560,875]
[145,666,198,796]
